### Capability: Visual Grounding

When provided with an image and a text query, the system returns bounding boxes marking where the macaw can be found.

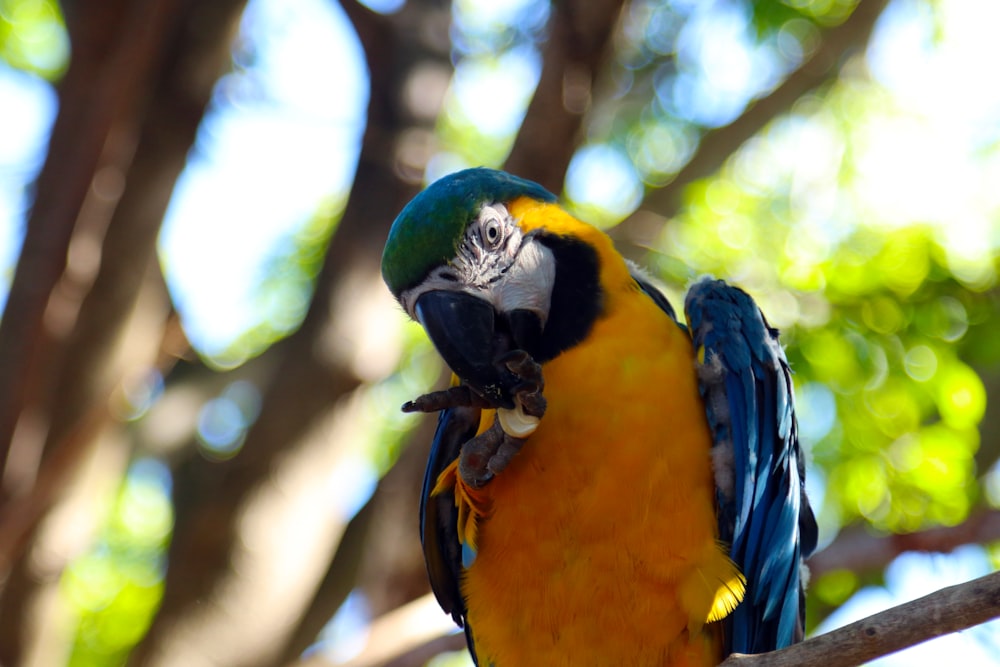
[381,167,817,666]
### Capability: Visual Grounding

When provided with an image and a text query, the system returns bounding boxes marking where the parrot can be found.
[380,167,817,666]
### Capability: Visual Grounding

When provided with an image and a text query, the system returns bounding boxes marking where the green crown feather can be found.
[381,168,556,296]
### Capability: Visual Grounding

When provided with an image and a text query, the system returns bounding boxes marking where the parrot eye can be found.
[483,219,502,247]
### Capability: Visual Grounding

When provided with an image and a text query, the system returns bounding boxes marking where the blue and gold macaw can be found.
[381,168,817,666]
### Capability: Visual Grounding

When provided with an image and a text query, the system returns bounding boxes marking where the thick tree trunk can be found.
[129,1,454,664]
[0,0,243,662]
[504,0,628,192]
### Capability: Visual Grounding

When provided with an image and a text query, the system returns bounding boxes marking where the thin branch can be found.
[720,570,1000,666]
[808,509,1000,579]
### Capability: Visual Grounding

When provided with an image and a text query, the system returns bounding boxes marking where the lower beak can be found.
[414,290,516,409]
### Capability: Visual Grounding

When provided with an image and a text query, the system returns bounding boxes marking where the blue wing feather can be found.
[683,277,817,655]
[420,402,482,664]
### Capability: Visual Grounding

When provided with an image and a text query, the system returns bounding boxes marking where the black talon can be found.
[516,391,547,419]
[497,349,542,379]
[402,385,494,413]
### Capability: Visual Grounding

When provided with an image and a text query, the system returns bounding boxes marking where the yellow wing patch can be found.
[432,458,492,553]
[677,542,747,634]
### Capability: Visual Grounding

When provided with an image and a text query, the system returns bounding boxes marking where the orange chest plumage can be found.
[459,278,737,667]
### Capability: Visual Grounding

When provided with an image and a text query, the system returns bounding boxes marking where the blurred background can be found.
[1,0,1000,665]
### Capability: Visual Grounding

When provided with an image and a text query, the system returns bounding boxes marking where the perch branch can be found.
[721,570,1000,666]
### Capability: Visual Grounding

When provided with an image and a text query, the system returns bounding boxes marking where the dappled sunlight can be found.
[449,49,540,138]
[431,0,547,177]
[111,369,165,423]
[158,0,365,363]
[565,144,644,227]
[195,380,261,461]
[0,0,67,77]
[795,381,837,443]
[902,344,937,382]
[318,590,371,663]
[452,0,549,53]
[626,119,698,186]
[0,67,56,306]
[935,361,986,430]
[57,460,172,666]
[2,0,1000,663]
[307,593,460,667]
[673,1,785,126]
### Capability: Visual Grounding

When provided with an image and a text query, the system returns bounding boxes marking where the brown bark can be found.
[720,570,1000,667]
[129,1,453,664]
[0,0,181,488]
[504,0,628,192]
[272,408,440,666]
[0,0,244,662]
[808,509,1000,579]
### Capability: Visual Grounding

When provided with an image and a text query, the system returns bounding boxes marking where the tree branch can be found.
[808,509,1000,579]
[720,570,1000,666]
[0,0,183,493]
[615,0,890,245]
[504,0,627,192]
[131,1,451,663]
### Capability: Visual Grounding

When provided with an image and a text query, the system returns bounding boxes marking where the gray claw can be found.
[458,419,530,488]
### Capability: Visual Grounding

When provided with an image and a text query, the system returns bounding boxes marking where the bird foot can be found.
[458,419,526,488]
[496,350,546,418]
[403,349,547,488]
[460,351,547,486]
[401,384,493,413]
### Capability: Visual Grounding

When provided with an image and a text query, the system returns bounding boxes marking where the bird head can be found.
[381,168,566,409]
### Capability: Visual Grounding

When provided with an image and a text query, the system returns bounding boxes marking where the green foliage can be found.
[209,196,343,369]
[61,461,172,666]
[365,318,440,477]
[656,85,997,533]
[751,0,859,33]
[0,0,68,78]
[432,0,548,176]
[812,568,858,607]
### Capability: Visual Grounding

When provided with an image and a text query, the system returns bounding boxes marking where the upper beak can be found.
[414,290,516,409]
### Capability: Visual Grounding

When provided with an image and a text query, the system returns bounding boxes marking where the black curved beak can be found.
[414,290,516,409]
